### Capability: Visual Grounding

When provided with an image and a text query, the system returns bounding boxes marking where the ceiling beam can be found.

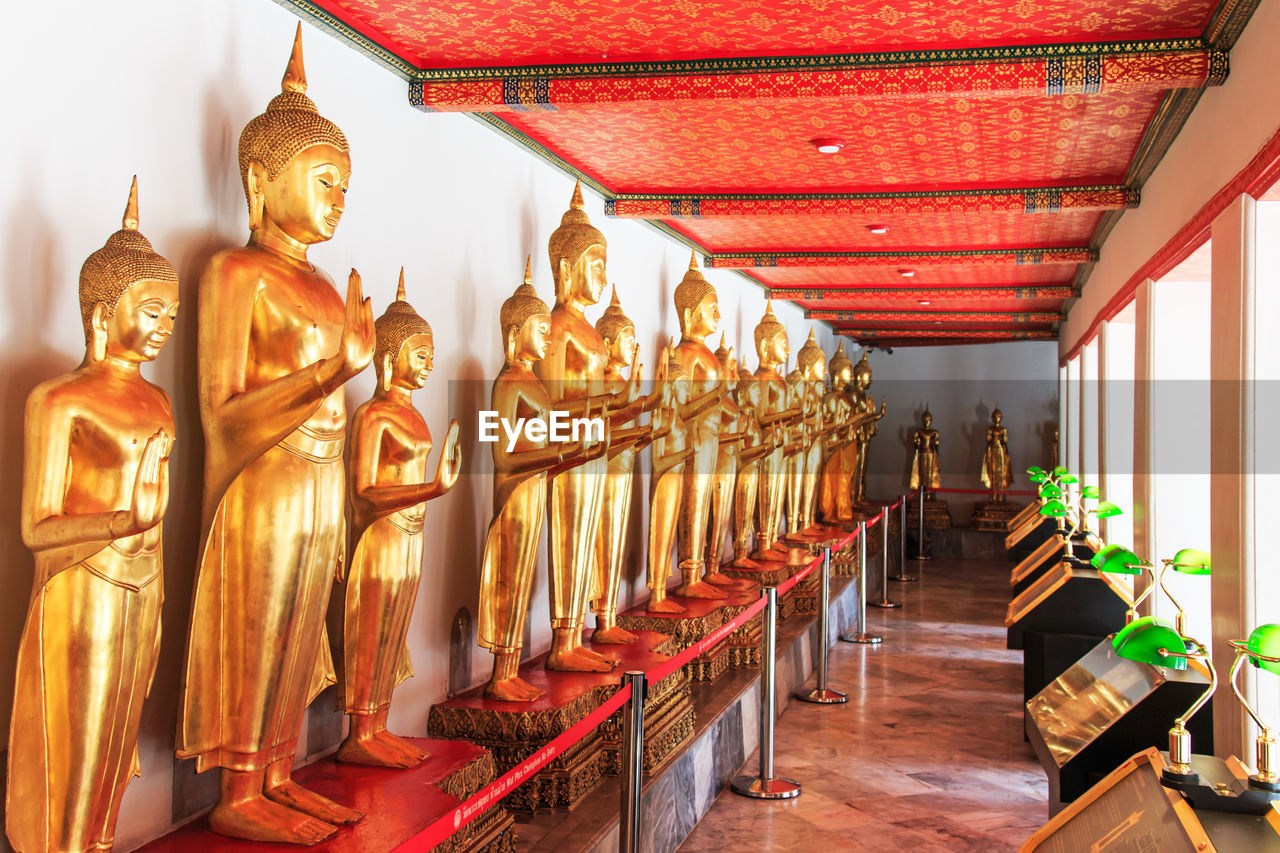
[409,43,1225,112]
[706,247,1095,269]
[838,328,1056,341]
[769,285,1074,301]
[812,309,1061,322]
[604,185,1135,218]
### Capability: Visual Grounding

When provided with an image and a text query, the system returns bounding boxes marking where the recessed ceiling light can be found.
[809,137,845,154]
[898,269,916,278]
[918,300,930,305]
[867,224,889,234]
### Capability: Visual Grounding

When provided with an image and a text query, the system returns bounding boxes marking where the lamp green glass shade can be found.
[1170,548,1211,575]
[1027,466,1047,483]
[1245,624,1280,676]
[1052,466,1068,477]
[1093,545,1142,575]
[1059,473,1079,485]
[1039,499,1069,517]
[1039,483,1063,500]
[1112,617,1189,670]
[1081,485,1101,499]
[1093,501,1123,518]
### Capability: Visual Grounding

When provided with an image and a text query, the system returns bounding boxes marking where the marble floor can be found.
[678,556,1048,852]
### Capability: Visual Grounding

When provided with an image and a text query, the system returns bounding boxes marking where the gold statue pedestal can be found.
[720,555,810,622]
[617,586,762,684]
[907,494,953,529]
[137,738,515,853]
[970,500,1025,530]
[426,631,694,811]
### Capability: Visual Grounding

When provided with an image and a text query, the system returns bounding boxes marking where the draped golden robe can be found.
[478,474,547,652]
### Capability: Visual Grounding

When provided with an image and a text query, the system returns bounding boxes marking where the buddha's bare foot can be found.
[209,795,336,845]
[647,596,686,614]
[375,730,429,764]
[732,555,760,568]
[675,580,729,599]
[704,571,749,589]
[485,675,544,702]
[336,732,415,769]
[574,646,618,667]
[547,645,613,672]
[592,624,638,644]
[265,778,362,826]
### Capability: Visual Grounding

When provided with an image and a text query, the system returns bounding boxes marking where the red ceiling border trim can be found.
[1060,120,1280,363]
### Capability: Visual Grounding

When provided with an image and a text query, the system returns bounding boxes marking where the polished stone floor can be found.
[678,556,1048,852]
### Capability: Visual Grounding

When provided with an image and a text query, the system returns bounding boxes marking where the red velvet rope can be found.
[395,527,858,851]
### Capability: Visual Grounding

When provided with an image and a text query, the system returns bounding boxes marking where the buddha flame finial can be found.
[122,175,139,231]
[569,179,585,211]
[524,254,533,286]
[282,22,307,95]
[395,267,406,302]
[688,249,698,271]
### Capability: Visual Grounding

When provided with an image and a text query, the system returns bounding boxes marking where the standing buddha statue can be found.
[745,303,799,560]
[818,343,857,523]
[176,26,372,844]
[646,346,700,612]
[850,349,886,507]
[730,352,771,567]
[478,261,607,700]
[909,408,942,493]
[671,253,729,600]
[981,406,1013,502]
[707,337,761,582]
[338,271,462,768]
[7,179,177,853]
[795,330,829,534]
[535,181,625,672]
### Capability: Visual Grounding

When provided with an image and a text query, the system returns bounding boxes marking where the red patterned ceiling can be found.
[663,209,1106,253]
[499,92,1164,193]
[290,0,1255,343]
[308,0,1215,68]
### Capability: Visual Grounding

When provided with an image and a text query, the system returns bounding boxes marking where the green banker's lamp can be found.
[1228,624,1280,793]
[1091,543,1150,623]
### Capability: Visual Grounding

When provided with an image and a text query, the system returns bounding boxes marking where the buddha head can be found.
[922,408,933,429]
[753,301,788,368]
[547,180,607,307]
[674,251,718,340]
[796,328,826,382]
[501,257,552,365]
[79,177,180,366]
[595,286,636,369]
[853,349,872,391]
[374,269,434,392]
[992,405,1003,426]
[239,25,351,244]
[829,342,853,389]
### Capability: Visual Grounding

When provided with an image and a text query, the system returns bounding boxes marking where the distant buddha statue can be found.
[909,408,942,493]
[7,179,178,853]
[819,343,857,523]
[176,27,372,844]
[337,271,461,768]
[981,406,1013,503]
[849,350,885,507]
[795,330,828,534]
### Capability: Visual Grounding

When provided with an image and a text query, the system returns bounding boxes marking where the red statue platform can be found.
[136,738,514,853]
[426,631,693,811]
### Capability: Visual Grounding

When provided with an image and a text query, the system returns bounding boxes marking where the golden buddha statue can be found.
[671,253,730,599]
[818,343,857,523]
[850,350,886,507]
[7,179,177,853]
[783,365,809,538]
[909,408,942,493]
[795,330,828,532]
[337,271,461,768]
[479,262,608,701]
[591,288,657,643]
[708,337,762,580]
[981,406,1013,502]
[743,303,799,560]
[176,27,371,844]
[646,346,700,612]
[535,181,630,672]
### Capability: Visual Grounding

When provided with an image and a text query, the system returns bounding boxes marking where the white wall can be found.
[0,1,837,847]
[860,341,1059,523]
[1060,0,1280,355]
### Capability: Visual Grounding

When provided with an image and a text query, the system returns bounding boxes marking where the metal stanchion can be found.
[619,670,646,853]
[732,587,802,799]
[913,487,932,561]
[890,495,917,582]
[840,521,882,644]
[795,549,848,704]
[869,507,901,608]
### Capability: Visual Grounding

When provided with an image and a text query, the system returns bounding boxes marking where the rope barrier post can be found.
[732,586,802,800]
[913,487,931,561]
[795,548,848,704]
[869,507,901,608]
[619,671,646,853]
[890,495,917,582]
[840,521,882,645]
